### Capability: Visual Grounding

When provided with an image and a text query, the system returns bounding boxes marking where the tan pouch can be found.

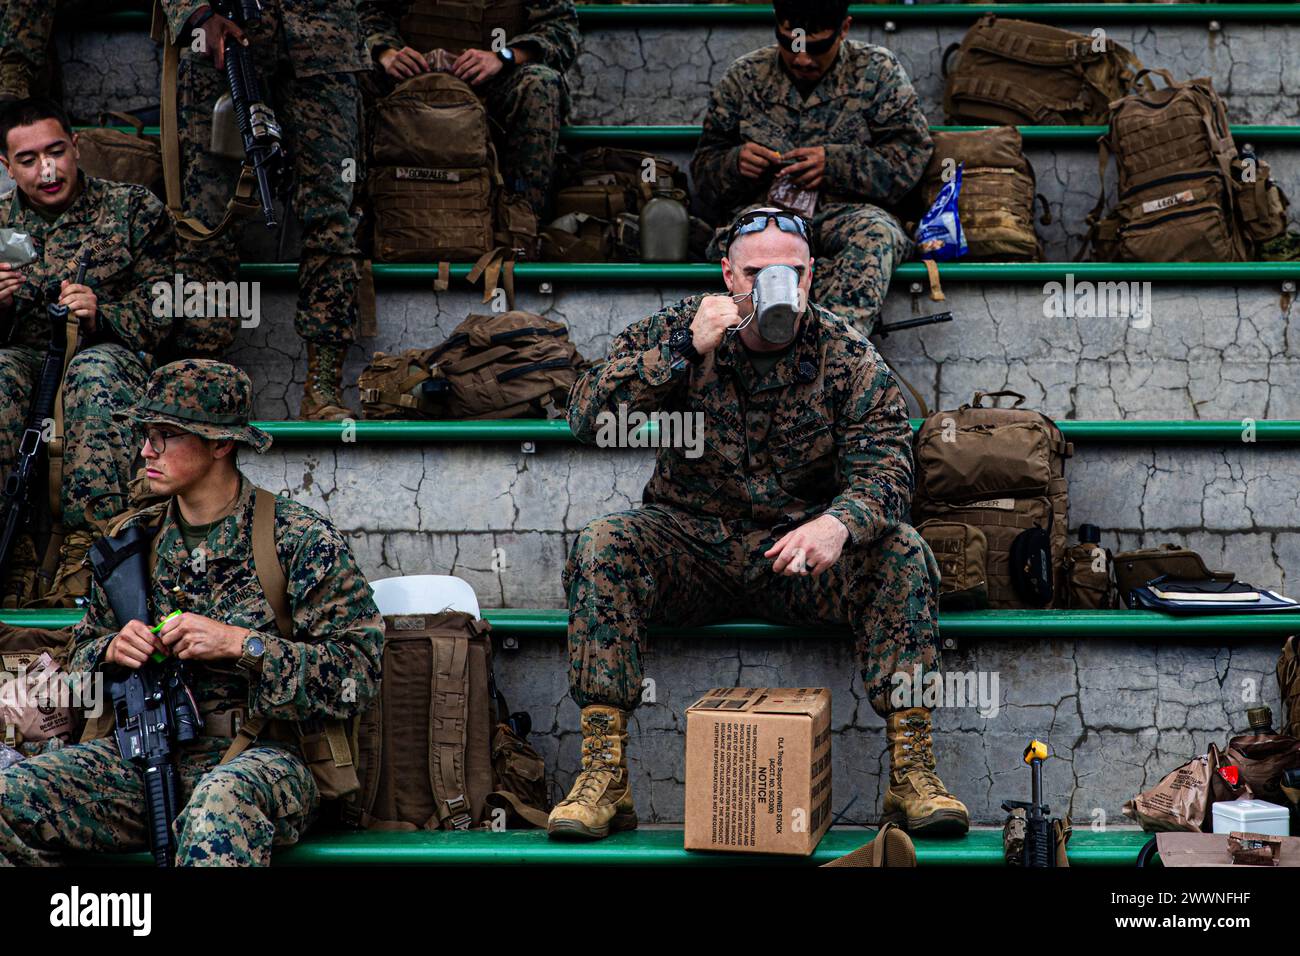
[1064,542,1115,609]
[1113,544,1234,606]
[916,420,1054,503]
[918,520,988,610]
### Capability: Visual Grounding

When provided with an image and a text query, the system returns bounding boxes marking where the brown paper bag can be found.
[1123,744,1248,832]
[0,653,75,746]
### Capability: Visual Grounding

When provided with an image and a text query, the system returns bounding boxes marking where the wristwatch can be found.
[237,633,266,675]
[496,47,517,70]
[668,326,702,365]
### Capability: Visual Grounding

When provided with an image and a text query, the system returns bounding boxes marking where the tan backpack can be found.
[358,311,587,420]
[343,610,550,831]
[942,15,1147,126]
[912,391,1073,609]
[918,127,1048,261]
[367,71,538,271]
[1084,69,1289,261]
[75,113,165,200]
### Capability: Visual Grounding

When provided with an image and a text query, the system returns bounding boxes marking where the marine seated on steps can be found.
[0,359,384,866]
[550,207,969,841]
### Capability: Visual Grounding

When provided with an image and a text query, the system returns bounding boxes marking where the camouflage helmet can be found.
[117,359,272,454]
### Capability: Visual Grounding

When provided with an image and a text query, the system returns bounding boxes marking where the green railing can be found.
[248,419,1299,444]
[80,4,1300,30]
[8,607,1299,639]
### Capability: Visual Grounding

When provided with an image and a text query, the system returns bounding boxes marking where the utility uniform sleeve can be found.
[357,0,407,62]
[823,358,915,547]
[96,188,176,353]
[691,67,758,224]
[245,519,384,721]
[511,0,579,73]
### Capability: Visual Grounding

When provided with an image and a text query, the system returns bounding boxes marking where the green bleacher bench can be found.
[68,826,1153,867]
[247,419,1300,443]
[7,607,1299,642]
[81,4,1300,31]
[238,261,1300,283]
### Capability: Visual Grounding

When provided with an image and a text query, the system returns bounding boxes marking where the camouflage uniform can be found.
[691,41,933,335]
[0,0,66,100]
[0,175,174,531]
[357,0,579,218]
[164,0,367,356]
[0,360,384,866]
[564,294,942,716]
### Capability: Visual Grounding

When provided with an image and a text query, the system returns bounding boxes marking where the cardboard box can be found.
[684,687,831,856]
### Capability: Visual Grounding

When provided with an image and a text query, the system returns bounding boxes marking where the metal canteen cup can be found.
[751,264,803,345]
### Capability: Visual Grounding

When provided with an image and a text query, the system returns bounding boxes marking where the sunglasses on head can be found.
[725,210,811,253]
[774,24,839,56]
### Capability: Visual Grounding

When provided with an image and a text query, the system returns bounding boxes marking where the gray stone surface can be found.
[233,279,1300,421]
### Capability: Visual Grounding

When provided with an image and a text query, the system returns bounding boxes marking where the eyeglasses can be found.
[725,210,811,253]
[774,25,839,56]
[143,427,193,454]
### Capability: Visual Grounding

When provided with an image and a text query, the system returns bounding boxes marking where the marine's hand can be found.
[0,263,23,308]
[194,11,247,72]
[765,514,850,576]
[452,48,503,85]
[779,146,826,190]
[689,294,742,355]
[378,45,430,79]
[106,621,164,669]
[738,142,781,180]
[59,280,97,332]
[158,611,248,662]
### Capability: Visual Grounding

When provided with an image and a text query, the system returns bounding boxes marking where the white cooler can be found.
[1211,798,1291,836]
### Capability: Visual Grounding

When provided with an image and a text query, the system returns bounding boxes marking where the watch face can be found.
[246,636,265,657]
[499,48,515,62]
[669,327,690,350]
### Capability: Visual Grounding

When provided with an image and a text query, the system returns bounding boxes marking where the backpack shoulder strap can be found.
[251,487,292,641]
[427,620,475,829]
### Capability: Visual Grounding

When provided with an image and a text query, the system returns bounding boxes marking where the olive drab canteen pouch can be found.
[919,127,1048,261]
[941,14,1147,126]
[917,520,988,610]
[1064,542,1116,609]
[1082,69,1285,262]
[554,148,688,219]
[1112,544,1234,608]
[912,390,1072,609]
[75,113,165,200]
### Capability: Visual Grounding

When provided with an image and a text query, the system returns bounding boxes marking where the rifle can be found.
[0,250,91,591]
[89,525,203,868]
[211,0,289,229]
[1001,739,1058,867]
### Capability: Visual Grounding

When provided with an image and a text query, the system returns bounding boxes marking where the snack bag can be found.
[915,163,966,260]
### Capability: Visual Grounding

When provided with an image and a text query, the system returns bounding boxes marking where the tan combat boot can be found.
[881,706,970,835]
[300,343,354,421]
[547,704,637,840]
[1,534,39,608]
[25,530,95,609]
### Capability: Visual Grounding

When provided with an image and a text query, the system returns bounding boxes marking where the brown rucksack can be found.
[1084,69,1289,262]
[76,113,165,200]
[358,311,588,420]
[344,610,550,831]
[918,127,1048,261]
[912,390,1073,609]
[942,15,1147,125]
[367,71,538,266]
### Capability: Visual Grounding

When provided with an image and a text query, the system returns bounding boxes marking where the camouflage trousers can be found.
[0,0,63,98]
[482,63,568,220]
[0,736,318,866]
[563,505,942,715]
[173,18,362,355]
[0,343,147,531]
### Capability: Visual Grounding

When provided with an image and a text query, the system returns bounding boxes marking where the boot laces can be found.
[898,718,948,798]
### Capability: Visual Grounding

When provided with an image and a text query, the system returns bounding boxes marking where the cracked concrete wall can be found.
[236,442,1299,824]
[58,21,1300,128]
[234,280,1300,421]
[570,22,1300,126]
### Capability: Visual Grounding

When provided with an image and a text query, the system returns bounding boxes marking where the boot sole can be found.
[547,811,638,841]
[881,809,970,837]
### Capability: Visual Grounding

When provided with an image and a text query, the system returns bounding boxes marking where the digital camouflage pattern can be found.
[564,294,942,714]
[0,473,385,865]
[164,0,365,355]
[358,0,579,217]
[0,176,174,531]
[692,41,932,333]
[0,0,65,99]
[0,358,383,864]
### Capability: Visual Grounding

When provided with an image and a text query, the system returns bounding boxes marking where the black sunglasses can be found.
[725,211,811,253]
[774,25,840,56]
